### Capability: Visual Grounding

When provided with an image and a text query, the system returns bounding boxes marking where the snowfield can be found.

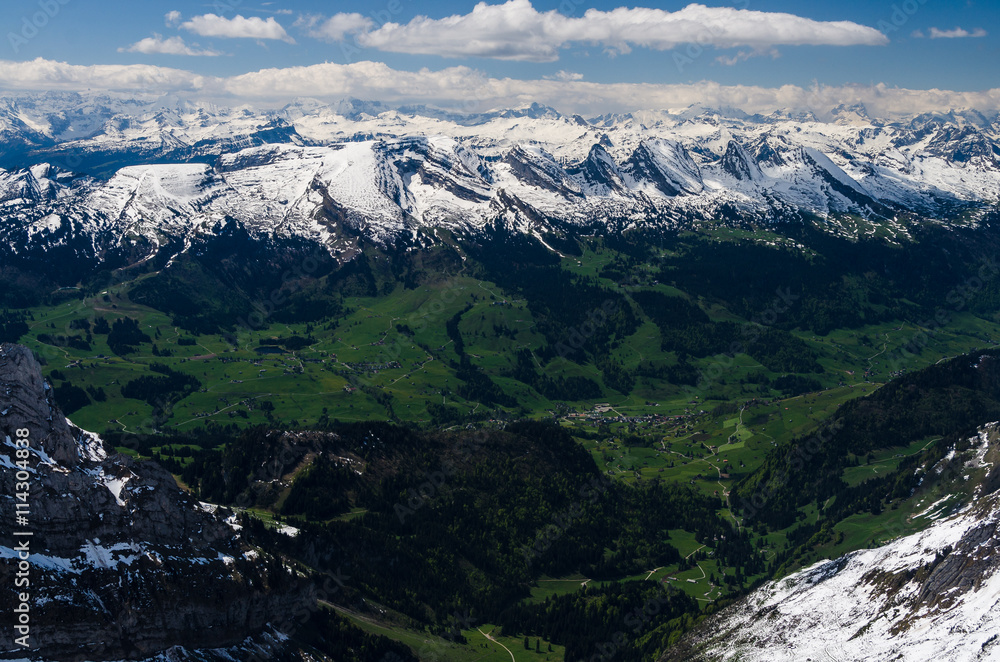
[1,93,1000,261]
[693,425,1000,662]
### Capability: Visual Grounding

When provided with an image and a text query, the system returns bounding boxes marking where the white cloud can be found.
[118,35,223,57]
[543,70,583,81]
[260,1,293,13]
[181,14,295,43]
[3,58,1000,120]
[716,48,780,66]
[165,11,182,27]
[303,13,374,41]
[922,26,988,38]
[311,0,887,62]
[0,58,206,93]
[216,61,1000,119]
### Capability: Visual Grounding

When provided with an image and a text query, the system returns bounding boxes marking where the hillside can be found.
[664,422,1000,661]
[4,94,1000,662]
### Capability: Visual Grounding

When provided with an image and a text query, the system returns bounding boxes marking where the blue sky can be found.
[0,0,996,114]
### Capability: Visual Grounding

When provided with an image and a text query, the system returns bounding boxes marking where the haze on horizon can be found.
[0,0,996,116]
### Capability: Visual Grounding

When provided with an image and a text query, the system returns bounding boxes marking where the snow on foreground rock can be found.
[0,343,309,660]
[671,426,1000,662]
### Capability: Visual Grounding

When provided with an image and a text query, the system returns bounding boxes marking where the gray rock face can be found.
[0,343,78,466]
[0,344,307,660]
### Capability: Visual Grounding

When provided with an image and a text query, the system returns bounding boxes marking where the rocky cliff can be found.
[0,344,307,660]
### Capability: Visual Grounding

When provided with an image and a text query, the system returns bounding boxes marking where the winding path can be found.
[478,627,516,662]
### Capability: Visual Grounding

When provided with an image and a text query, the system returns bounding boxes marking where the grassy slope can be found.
[21,227,1000,657]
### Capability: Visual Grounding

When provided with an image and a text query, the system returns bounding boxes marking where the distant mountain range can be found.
[1,92,999,269]
[5,92,1000,662]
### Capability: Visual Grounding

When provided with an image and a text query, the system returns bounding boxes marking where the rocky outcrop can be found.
[660,424,1000,662]
[0,344,308,660]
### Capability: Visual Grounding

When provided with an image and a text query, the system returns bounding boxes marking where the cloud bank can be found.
[0,58,997,119]
[309,0,888,62]
[0,58,207,94]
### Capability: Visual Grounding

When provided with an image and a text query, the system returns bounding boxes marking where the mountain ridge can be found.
[2,91,1000,272]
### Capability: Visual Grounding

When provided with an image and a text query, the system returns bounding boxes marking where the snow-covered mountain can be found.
[664,423,1000,662]
[2,92,1000,265]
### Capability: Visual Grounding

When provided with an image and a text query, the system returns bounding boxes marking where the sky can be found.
[0,0,997,115]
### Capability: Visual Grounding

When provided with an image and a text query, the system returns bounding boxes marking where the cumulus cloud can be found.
[913,26,988,39]
[118,35,223,57]
[310,0,887,62]
[165,11,182,27]
[181,14,295,43]
[2,58,1000,119]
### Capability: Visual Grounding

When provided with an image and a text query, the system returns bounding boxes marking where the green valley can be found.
[6,219,1000,661]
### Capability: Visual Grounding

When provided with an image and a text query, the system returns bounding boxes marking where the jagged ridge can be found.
[1,93,1000,267]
